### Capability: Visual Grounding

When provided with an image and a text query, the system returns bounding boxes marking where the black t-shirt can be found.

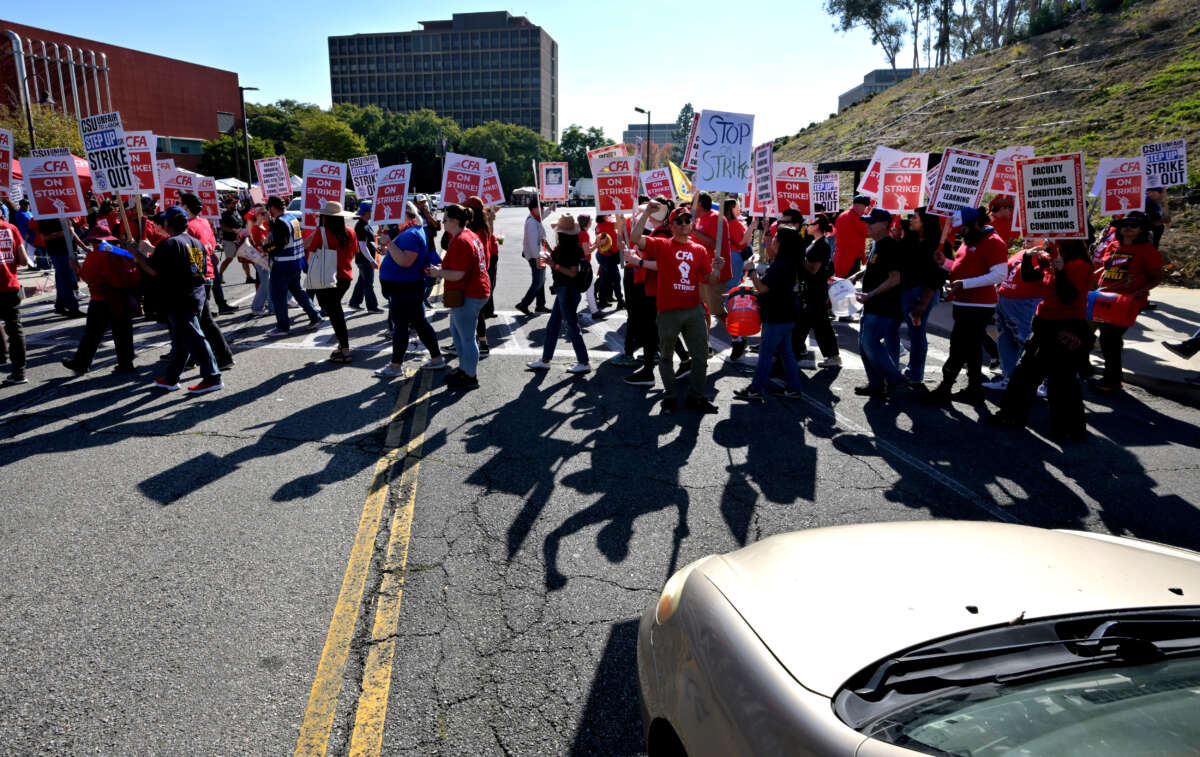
[799,237,833,305]
[551,240,584,288]
[220,209,244,242]
[898,231,947,291]
[862,236,903,318]
[757,255,798,323]
[38,218,70,256]
[150,232,207,307]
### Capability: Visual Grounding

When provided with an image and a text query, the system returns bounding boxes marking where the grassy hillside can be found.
[775,0,1200,285]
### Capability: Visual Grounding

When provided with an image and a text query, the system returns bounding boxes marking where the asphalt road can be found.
[1,206,1198,755]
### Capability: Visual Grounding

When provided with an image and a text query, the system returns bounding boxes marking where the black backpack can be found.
[573,258,594,293]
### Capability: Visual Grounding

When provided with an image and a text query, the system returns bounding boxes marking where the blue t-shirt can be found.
[380,225,439,283]
[14,210,33,242]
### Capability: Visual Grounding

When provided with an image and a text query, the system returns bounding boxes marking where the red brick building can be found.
[2,20,242,170]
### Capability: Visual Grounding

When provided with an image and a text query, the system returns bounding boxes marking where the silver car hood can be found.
[697,521,1200,697]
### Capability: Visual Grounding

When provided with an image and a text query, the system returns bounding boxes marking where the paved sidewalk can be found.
[927,285,1200,407]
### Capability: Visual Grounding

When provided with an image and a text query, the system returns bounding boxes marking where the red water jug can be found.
[726,279,761,337]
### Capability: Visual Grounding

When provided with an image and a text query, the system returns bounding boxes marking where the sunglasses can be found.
[672,216,693,225]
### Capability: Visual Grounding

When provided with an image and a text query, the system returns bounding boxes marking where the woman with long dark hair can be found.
[1091,211,1164,392]
[733,226,803,403]
[373,202,444,379]
[428,204,491,389]
[465,197,499,356]
[989,240,1094,440]
[525,213,590,375]
[896,207,948,383]
[793,214,841,368]
[304,201,358,363]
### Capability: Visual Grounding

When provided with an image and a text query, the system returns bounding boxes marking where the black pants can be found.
[477,254,498,338]
[794,301,839,358]
[596,254,623,306]
[385,280,440,364]
[1000,318,1089,436]
[200,281,233,366]
[939,305,995,390]
[315,278,352,350]
[0,290,25,371]
[211,252,231,310]
[1097,322,1128,385]
[72,301,134,369]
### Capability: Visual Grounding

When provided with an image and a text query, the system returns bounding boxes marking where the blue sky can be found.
[5,2,896,145]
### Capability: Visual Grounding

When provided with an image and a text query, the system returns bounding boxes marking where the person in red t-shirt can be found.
[305,202,359,363]
[427,203,491,389]
[987,238,1056,389]
[592,214,625,310]
[690,192,736,331]
[62,226,143,375]
[1092,211,1164,392]
[628,203,722,415]
[922,206,1009,405]
[988,195,1019,245]
[990,240,1094,440]
[0,219,31,385]
[833,196,871,278]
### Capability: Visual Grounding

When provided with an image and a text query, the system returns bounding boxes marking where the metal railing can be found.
[5,29,113,147]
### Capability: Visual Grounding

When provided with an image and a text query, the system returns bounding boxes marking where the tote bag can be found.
[305,232,338,290]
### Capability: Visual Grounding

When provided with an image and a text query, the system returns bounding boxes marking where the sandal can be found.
[328,351,353,364]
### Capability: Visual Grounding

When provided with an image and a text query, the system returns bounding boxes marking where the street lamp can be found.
[240,86,259,186]
[634,106,650,167]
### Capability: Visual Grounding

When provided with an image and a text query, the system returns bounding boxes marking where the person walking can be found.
[179,194,235,370]
[854,208,907,399]
[921,207,1008,406]
[896,208,947,384]
[305,201,358,364]
[347,202,381,313]
[38,217,85,318]
[834,195,871,279]
[261,196,324,336]
[0,214,31,385]
[525,213,591,375]
[428,204,491,390]
[793,214,842,368]
[133,207,223,395]
[463,197,498,355]
[515,198,550,315]
[985,240,1047,391]
[374,202,445,379]
[593,213,624,311]
[61,230,141,375]
[218,195,251,285]
[241,204,274,316]
[628,204,722,415]
[733,226,803,403]
[1091,211,1163,393]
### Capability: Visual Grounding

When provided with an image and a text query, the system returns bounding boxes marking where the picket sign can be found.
[681,113,701,172]
[348,154,380,201]
[1015,152,1087,240]
[693,110,754,194]
[79,111,135,193]
[122,131,159,197]
[0,129,13,199]
[926,148,997,218]
[21,147,84,219]
[640,167,674,201]
[539,161,569,203]
[989,146,1035,195]
[878,152,927,213]
[772,162,815,216]
[590,156,638,214]
[812,173,840,213]
[481,162,505,207]
[857,145,900,198]
[301,159,347,229]
[371,163,412,225]
[255,155,291,197]
[442,152,484,205]
[752,142,774,207]
[1090,157,1146,216]
[1141,139,1186,188]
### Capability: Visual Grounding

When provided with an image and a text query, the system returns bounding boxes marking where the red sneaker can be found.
[152,377,180,391]
[187,377,224,395]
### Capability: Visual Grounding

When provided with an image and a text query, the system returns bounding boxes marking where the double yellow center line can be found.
[295,369,433,757]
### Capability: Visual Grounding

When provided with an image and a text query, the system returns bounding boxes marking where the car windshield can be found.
[863,654,1200,756]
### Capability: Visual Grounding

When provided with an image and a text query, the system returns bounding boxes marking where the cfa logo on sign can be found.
[1118,161,1141,173]
[781,166,809,178]
[461,159,481,171]
[384,168,408,181]
[898,157,922,169]
[43,160,70,172]
[126,135,149,148]
[606,160,630,173]
[315,163,341,176]
[176,175,194,187]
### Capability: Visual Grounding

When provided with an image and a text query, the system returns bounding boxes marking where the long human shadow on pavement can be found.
[570,619,643,757]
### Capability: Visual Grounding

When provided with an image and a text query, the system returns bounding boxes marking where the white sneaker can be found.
[526,360,551,371]
[982,378,1009,390]
[566,363,591,374]
[1037,381,1048,398]
[373,364,405,377]
[818,355,842,368]
[421,357,447,370]
[265,328,290,337]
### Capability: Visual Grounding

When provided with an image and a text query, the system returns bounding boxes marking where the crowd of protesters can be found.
[0,178,1191,437]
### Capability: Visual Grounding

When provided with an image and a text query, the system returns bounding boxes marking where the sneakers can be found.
[981,377,1009,390]
[1163,340,1199,360]
[265,328,290,337]
[772,387,803,399]
[526,360,551,371]
[445,370,479,389]
[61,358,87,374]
[218,305,239,315]
[374,364,406,378]
[674,360,692,380]
[685,395,719,414]
[1090,379,1122,393]
[729,340,747,362]
[817,355,842,368]
[187,377,224,395]
[733,386,765,403]
[478,340,490,355]
[2,373,27,386]
[421,357,447,371]
[609,354,638,367]
[443,344,458,357]
[624,367,656,386]
[514,303,532,316]
[112,364,137,374]
[534,305,552,314]
[152,377,180,391]
[855,384,890,399]
[566,363,591,374]
[306,316,326,330]
[796,349,813,360]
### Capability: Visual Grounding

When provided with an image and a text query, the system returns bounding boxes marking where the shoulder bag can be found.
[305,231,338,290]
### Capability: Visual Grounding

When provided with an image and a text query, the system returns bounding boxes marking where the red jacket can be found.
[81,245,141,304]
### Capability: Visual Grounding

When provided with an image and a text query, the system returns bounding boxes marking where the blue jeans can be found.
[51,254,80,313]
[518,259,546,309]
[163,309,219,382]
[725,251,744,294]
[859,313,904,388]
[897,286,939,381]
[251,263,272,312]
[449,296,487,376]
[995,296,1040,379]
[751,321,801,392]
[348,256,378,310]
[541,286,589,364]
[269,268,320,331]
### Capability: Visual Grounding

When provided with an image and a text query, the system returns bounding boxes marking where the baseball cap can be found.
[669,207,693,225]
[416,193,429,203]
[356,200,373,217]
[861,208,892,225]
[163,205,189,225]
[951,206,981,228]
[1113,210,1149,228]
[266,195,286,210]
[852,194,871,206]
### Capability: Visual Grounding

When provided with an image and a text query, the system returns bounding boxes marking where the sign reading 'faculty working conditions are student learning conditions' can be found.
[927,148,997,218]
[1015,153,1086,239]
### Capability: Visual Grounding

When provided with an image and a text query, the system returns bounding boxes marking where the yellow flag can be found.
[668,161,693,203]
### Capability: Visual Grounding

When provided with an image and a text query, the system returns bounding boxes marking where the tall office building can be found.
[621,123,675,145]
[328,12,558,142]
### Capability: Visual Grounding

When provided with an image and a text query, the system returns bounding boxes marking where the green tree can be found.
[196,131,276,180]
[460,121,560,196]
[558,124,610,176]
[0,104,84,156]
[245,99,321,154]
[373,109,462,191]
[670,103,695,163]
[825,0,906,78]
[330,103,387,153]
[284,113,368,174]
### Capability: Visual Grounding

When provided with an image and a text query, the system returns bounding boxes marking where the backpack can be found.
[573,257,593,293]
